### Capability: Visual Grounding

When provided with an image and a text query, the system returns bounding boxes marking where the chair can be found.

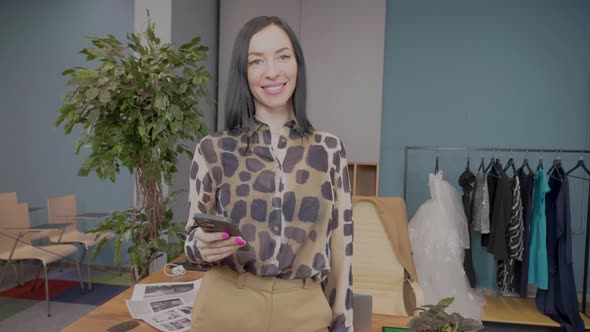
[0,192,18,208]
[0,203,83,316]
[352,196,424,316]
[47,194,112,291]
[0,192,20,282]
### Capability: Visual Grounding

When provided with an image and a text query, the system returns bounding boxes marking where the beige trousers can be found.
[191,266,332,332]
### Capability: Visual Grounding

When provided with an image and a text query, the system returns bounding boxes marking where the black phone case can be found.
[192,213,251,250]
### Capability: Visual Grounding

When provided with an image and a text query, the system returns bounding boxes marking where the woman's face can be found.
[247,24,297,113]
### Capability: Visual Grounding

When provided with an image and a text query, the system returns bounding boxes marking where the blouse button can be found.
[279,137,287,144]
[273,226,280,232]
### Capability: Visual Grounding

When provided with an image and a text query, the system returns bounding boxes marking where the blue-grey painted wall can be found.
[380,0,590,291]
[171,0,219,229]
[0,0,135,266]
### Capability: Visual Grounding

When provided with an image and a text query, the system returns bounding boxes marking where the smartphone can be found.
[192,213,250,250]
[179,259,209,272]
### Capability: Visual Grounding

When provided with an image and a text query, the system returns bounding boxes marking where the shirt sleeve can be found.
[322,140,354,332]
[184,140,216,264]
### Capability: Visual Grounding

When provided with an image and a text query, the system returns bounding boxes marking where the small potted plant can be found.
[408,297,484,332]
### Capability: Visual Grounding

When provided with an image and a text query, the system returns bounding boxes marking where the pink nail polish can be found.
[239,240,246,246]
[234,238,242,244]
[221,233,230,239]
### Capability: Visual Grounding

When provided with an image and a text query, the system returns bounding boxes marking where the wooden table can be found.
[62,266,411,332]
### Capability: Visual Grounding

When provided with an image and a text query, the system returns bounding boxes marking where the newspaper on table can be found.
[126,279,202,332]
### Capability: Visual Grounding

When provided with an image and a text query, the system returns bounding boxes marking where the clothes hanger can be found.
[518,150,533,174]
[494,158,504,177]
[434,154,439,174]
[485,149,496,173]
[547,149,564,182]
[537,152,544,171]
[485,149,501,178]
[546,149,560,174]
[566,151,590,181]
[503,149,516,175]
[478,155,485,172]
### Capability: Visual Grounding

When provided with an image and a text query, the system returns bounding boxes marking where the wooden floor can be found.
[482,295,590,328]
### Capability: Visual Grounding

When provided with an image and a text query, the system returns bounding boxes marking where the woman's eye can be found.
[249,59,263,65]
[279,54,291,61]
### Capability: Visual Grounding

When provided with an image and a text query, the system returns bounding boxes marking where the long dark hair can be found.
[224,16,313,136]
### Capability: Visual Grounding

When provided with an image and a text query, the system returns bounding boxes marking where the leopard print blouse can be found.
[184,118,354,331]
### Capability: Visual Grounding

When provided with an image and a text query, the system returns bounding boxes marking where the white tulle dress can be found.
[409,171,484,321]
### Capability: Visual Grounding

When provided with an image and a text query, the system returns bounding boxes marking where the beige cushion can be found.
[353,201,407,315]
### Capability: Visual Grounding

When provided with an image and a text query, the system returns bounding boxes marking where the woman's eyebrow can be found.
[248,47,291,57]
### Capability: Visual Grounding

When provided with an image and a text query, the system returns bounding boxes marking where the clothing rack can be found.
[403,145,590,317]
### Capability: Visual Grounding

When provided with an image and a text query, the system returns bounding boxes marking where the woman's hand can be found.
[194,227,247,262]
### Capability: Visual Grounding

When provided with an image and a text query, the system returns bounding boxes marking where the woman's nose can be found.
[264,61,279,79]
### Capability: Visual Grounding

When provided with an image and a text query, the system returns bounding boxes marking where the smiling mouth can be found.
[262,83,286,92]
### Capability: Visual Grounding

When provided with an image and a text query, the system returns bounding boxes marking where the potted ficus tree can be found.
[408,297,484,332]
[56,18,211,281]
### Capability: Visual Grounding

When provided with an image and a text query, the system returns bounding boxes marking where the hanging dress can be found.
[472,170,490,235]
[528,170,550,290]
[409,171,484,320]
[497,175,524,293]
[536,171,584,332]
[459,168,477,288]
[516,168,534,297]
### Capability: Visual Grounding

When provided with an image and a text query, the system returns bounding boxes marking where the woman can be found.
[184,16,354,332]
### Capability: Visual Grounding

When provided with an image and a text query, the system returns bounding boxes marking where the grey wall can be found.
[301,0,385,163]
[171,0,219,225]
[0,0,135,266]
[380,0,590,292]
[218,0,385,162]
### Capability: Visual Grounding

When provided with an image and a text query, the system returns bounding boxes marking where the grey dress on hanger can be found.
[472,170,490,234]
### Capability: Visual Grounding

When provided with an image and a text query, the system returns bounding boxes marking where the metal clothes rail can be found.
[403,145,590,317]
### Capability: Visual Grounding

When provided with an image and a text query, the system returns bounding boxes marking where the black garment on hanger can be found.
[487,165,512,261]
[497,174,524,294]
[459,168,476,224]
[516,168,534,298]
[459,168,477,288]
[535,172,584,332]
[483,163,500,247]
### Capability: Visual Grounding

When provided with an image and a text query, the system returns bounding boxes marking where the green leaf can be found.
[154,94,165,111]
[438,297,454,307]
[98,90,111,103]
[55,103,75,126]
[131,33,141,45]
[113,238,122,265]
[138,126,147,139]
[170,104,181,120]
[91,238,108,261]
[155,239,167,252]
[85,88,99,100]
[102,63,114,71]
